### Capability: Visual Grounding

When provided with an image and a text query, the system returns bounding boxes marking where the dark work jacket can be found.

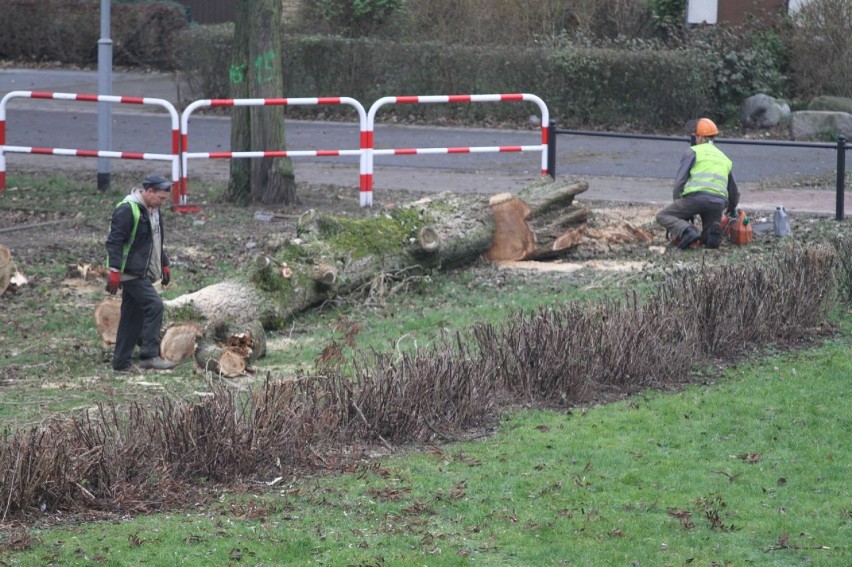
[105,199,169,277]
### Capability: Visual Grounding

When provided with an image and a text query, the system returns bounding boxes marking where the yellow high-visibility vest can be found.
[682,142,732,199]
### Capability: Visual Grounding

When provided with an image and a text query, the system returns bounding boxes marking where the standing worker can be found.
[656,118,739,250]
[105,174,177,372]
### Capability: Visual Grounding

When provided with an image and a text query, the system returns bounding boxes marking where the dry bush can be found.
[787,0,852,98]
[345,343,500,443]
[473,292,698,403]
[665,245,838,357]
[832,235,852,303]
[0,426,77,520]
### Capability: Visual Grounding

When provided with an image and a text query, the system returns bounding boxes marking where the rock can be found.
[807,96,852,114]
[789,110,852,140]
[741,94,790,128]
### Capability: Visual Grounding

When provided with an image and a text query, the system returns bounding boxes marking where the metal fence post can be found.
[837,136,846,221]
[547,120,556,179]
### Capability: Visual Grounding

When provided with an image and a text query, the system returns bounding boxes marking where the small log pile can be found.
[94,299,266,378]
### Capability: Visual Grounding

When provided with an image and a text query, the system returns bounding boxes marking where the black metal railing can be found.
[546,121,848,221]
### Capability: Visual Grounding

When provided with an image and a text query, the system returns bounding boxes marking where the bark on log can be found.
[164,191,496,327]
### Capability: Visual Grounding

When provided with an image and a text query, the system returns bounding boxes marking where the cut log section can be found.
[0,244,13,293]
[196,343,247,377]
[94,298,122,344]
[215,319,266,363]
[485,193,535,262]
[486,178,592,261]
[161,322,204,364]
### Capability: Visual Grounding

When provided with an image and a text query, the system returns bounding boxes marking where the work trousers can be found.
[656,192,727,241]
[112,277,164,370]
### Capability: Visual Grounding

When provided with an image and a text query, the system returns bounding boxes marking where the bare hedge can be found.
[0,0,187,68]
[787,0,852,99]
[174,28,713,130]
[0,1,791,130]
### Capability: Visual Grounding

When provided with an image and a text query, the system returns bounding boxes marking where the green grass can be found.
[6,319,850,566]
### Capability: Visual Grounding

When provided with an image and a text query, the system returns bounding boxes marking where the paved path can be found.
[1,68,848,216]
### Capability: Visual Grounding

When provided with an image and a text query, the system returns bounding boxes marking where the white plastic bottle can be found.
[773,205,791,237]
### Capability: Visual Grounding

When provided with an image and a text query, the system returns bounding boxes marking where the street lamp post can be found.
[97,0,112,191]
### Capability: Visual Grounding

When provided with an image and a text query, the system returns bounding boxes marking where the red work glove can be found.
[106,270,121,295]
[161,265,171,286]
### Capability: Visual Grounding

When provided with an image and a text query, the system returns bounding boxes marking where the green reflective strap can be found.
[109,199,141,273]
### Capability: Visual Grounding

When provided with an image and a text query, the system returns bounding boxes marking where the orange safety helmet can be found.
[695,118,719,137]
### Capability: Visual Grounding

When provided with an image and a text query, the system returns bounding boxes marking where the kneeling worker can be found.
[656,118,739,250]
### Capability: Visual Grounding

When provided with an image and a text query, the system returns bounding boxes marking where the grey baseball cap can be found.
[142,174,171,191]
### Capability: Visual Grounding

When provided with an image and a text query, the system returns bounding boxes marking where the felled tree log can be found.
[486,177,591,261]
[164,191,497,327]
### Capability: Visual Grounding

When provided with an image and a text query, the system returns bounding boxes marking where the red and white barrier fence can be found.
[181,97,369,206]
[0,91,180,197]
[2,91,549,209]
[363,93,549,206]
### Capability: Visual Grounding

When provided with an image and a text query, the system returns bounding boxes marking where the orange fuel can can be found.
[721,210,753,245]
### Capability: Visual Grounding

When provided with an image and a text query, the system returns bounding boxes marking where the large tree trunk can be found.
[225,0,296,206]
[164,191,496,327]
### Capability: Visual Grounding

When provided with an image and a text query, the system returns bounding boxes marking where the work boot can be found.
[704,221,723,249]
[139,356,177,370]
[678,226,700,250]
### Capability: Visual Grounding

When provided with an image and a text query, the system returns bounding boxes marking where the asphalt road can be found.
[1,68,847,214]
